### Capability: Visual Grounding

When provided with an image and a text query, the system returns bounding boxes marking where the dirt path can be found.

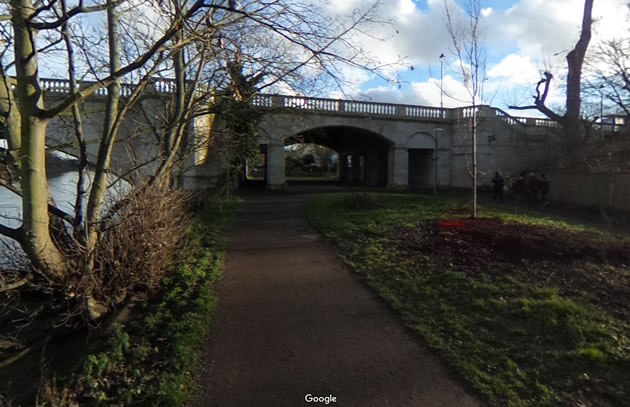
[194,192,481,406]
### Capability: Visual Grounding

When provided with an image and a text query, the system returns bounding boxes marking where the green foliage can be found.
[215,96,263,195]
[66,197,241,406]
[307,192,630,407]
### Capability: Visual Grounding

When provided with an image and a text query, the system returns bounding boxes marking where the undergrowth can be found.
[36,197,240,406]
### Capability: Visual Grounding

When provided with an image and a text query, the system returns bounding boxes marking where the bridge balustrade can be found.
[406,105,446,119]
[251,94,274,108]
[494,108,527,127]
[282,96,341,112]
[535,118,561,127]
[40,77,176,98]
[461,106,478,118]
[344,100,398,115]
[33,77,573,131]
[267,94,451,120]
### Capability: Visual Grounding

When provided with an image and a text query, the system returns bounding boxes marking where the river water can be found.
[0,145,126,267]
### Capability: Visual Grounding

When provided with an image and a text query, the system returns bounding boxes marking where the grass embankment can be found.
[41,198,240,406]
[307,192,630,407]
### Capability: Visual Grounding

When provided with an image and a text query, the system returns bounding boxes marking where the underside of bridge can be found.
[265,126,393,188]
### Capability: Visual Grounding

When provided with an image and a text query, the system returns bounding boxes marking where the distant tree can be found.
[587,38,630,120]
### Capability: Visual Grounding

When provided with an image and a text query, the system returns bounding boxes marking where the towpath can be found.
[194,191,480,406]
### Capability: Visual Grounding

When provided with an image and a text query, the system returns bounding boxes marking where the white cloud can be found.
[398,0,416,16]
[335,0,453,67]
[489,0,584,58]
[341,75,475,109]
[488,54,541,87]
[591,0,630,43]
[485,0,630,61]
[314,0,630,114]
[320,0,364,16]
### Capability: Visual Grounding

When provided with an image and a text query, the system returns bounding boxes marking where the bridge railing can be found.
[254,94,450,120]
[455,105,562,130]
[40,77,176,97]
[36,77,570,130]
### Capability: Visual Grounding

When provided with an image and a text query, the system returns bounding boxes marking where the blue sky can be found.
[322,0,630,118]
[3,0,625,119]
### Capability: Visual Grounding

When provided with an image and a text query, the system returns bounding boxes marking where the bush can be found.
[78,182,194,320]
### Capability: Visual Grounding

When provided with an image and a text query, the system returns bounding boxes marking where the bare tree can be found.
[0,0,395,321]
[587,38,630,119]
[510,0,594,166]
[443,0,487,218]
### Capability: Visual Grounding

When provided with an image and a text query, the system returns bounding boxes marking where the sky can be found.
[4,0,626,119]
[321,0,630,118]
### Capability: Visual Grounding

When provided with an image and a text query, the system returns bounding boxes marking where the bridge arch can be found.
[406,131,438,189]
[262,124,394,188]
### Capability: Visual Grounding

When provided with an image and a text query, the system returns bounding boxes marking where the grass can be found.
[307,192,630,407]
[38,197,241,406]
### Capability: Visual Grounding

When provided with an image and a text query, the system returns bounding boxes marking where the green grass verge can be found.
[63,198,241,406]
[307,192,629,407]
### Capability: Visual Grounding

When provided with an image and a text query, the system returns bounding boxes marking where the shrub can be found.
[78,182,194,320]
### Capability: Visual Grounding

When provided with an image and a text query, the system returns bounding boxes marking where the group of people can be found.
[491,170,550,202]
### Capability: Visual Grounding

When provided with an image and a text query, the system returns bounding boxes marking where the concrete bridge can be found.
[5,77,564,190]
[187,93,562,190]
[38,77,183,178]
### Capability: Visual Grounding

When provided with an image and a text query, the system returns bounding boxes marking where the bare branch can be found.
[42,0,208,118]
[30,0,125,30]
[0,223,22,242]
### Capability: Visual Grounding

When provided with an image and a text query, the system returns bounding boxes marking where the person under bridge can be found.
[491,171,505,202]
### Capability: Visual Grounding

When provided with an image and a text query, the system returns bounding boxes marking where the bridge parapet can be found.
[33,77,563,131]
[251,93,568,132]
[39,77,177,98]
[252,94,449,120]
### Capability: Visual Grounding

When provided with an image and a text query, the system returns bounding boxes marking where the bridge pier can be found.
[351,152,363,183]
[388,146,408,189]
[339,154,350,182]
[365,150,387,186]
[266,143,286,189]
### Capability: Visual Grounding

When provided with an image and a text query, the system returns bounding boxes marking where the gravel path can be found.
[194,192,481,407]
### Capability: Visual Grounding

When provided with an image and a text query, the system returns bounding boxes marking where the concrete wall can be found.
[546,170,630,211]
[45,92,174,177]
[448,110,557,189]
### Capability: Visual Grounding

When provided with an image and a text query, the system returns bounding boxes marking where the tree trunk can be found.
[565,0,593,133]
[86,0,121,252]
[154,30,187,183]
[471,106,477,219]
[12,0,66,276]
[564,0,593,164]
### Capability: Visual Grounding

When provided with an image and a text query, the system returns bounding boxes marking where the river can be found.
[0,147,127,267]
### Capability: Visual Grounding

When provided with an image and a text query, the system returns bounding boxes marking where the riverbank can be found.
[0,198,240,406]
